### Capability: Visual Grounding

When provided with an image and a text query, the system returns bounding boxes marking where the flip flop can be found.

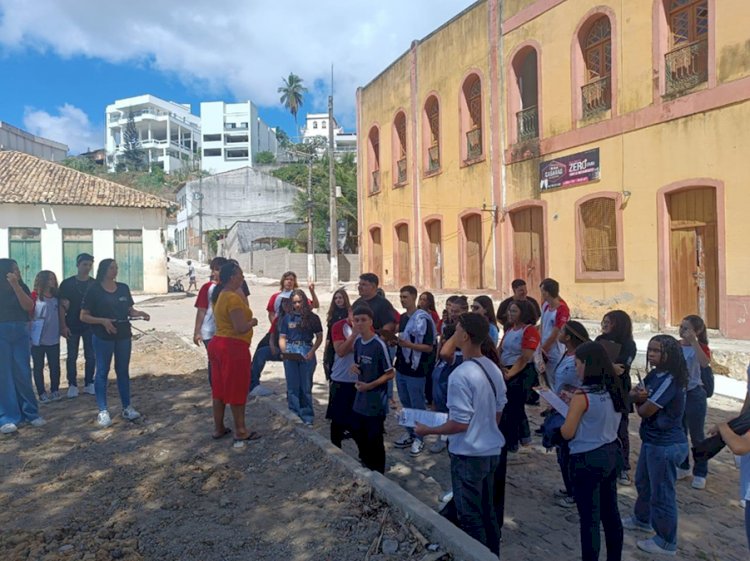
[232,432,261,447]
[212,427,232,440]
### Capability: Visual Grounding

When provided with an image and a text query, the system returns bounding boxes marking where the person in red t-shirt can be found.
[539,278,571,391]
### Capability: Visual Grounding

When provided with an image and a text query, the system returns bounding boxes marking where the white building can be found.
[105,95,201,174]
[200,101,278,174]
[0,151,171,293]
[301,113,357,155]
[175,166,299,260]
[0,121,68,161]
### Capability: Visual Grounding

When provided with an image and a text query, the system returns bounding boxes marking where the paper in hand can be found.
[398,408,448,428]
[535,388,569,417]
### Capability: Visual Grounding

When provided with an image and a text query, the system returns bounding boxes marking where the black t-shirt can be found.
[497,296,541,329]
[354,295,396,331]
[395,312,436,377]
[595,334,637,396]
[59,276,96,332]
[0,283,31,323]
[81,282,135,340]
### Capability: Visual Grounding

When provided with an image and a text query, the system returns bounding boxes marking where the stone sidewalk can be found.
[249,360,748,561]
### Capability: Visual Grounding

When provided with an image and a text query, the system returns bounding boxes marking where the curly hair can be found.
[649,334,689,389]
[33,270,58,300]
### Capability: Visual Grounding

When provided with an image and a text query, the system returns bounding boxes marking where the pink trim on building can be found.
[410,42,423,286]
[488,0,504,292]
[502,0,567,33]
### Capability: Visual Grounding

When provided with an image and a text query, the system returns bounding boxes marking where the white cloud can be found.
[0,0,475,128]
[23,103,101,155]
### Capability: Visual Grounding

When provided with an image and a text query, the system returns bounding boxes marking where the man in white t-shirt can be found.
[416,313,507,556]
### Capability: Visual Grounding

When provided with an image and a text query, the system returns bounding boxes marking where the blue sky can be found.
[0,0,475,154]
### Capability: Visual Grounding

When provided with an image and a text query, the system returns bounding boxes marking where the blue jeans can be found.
[634,442,688,551]
[93,335,132,412]
[0,321,40,425]
[396,373,426,439]
[449,452,501,555]
[283,343,315,423]
[251,344,280,390]
[66,329,95,387]
[679,386,708,477]
[746,501,750,552]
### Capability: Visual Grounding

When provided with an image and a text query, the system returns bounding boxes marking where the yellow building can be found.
[357,0,750,339]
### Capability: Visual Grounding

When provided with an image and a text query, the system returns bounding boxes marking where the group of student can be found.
[0,254,151,434]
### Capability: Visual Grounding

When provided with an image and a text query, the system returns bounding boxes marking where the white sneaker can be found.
[636,538,676,556]
[249,384,274,397]
[0,423,18,434]
[429,439,447,454]
[97,410,112,428]
[440,490,453,503]
[50,391,62,401]
[67,386,79,398]
[83,384,95,395]
[676,467,691,480]
[394,432,414,448]
[30,417,46,427]
[121,406,141,421]
[621,515,654,533]
[557,496,576,508]
[410,439,425,456]
[691,476,707,490]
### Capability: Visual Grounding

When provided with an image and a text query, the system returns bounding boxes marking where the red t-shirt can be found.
[331,318,352,343]
[194,281,215,310]
[521,325,541,350]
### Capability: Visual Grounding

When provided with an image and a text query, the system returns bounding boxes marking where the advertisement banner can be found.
[539,148,600,191]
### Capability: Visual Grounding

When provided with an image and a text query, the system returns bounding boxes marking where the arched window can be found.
[665,0,708,95]
[582,17,612,118]
[322,120,327,128]
[460,74,483,162]
[510,47,539,143]
[313,121,318,129]
[392,111,408,186]
[423,96,440,174]
[367,125,380,194]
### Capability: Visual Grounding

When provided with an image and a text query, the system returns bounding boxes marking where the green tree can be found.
[278,73,308,130]
[255,151,276,165]
[61,156,96,173]
[275,128,292,149]
[122,110,146,171]
[271,153,358,252]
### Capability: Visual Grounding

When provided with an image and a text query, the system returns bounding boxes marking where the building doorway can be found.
[510,206,545,302]
[462,214,483,289]
[426,220,443,289]
[667,188,718,328]
[9,227,41,283]
[395,223,410,287]
[114,230,144,291]
[369,227,383,281]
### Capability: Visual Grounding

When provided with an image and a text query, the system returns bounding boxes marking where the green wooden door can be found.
[114,230,143,291]
[9,228,42,284]
[62,229,94,279]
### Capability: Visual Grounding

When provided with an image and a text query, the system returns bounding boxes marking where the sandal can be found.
[212,427,232,440]
[232,431,261,448]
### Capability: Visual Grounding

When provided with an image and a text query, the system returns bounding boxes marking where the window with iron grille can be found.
[666,0,708,95]
[462,75,483,160]
[582,16,612,118]
[579,197,618,272]
[424,96,440,173]
[368,126,380,193]
[393,112,407,185]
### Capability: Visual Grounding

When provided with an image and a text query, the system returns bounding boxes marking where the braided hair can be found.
[648,334,689,389]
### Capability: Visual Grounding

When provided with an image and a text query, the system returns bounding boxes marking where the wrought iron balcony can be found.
[665,38,708,96]
[371,170,380,193]
[428,145,440,173]
[581,76,611,119]
[396,157,407,184]
[516,106,539,141]
[466,128,482,160]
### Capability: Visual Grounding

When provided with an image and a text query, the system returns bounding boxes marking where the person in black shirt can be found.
[0,259,45,434]
[496,279,542,330]
[59,253,96,398]
[81,258,150,428]
[353,273,396,337]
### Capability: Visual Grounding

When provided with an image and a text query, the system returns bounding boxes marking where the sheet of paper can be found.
[535,388,569,417]
[397,408,448,428]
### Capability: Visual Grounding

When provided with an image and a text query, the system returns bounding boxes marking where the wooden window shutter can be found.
[580,197,618,272]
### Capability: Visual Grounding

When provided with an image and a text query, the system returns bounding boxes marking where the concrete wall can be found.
[0,204,167,293]
[232,248,359,283]
[0,122,68,161]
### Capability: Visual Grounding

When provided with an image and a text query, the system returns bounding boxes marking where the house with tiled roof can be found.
[0,150,170,292]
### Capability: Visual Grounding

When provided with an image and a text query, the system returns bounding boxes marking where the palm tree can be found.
[278,73,308,131]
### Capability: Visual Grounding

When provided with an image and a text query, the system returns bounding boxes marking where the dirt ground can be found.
[0,330,449,561]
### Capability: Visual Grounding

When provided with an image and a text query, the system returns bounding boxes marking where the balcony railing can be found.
[516,106,539,141]
[428,145,440,173]
[396,158,407,184]
[581,76,611,119]
[371,170,381,192]
[466,128,482,160]
[665,38,708,96]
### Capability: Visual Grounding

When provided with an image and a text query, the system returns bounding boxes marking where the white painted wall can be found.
[0,204,167,293]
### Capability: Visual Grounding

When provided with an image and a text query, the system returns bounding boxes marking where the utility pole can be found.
[306,155,315,283]
[328,68,339,290]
